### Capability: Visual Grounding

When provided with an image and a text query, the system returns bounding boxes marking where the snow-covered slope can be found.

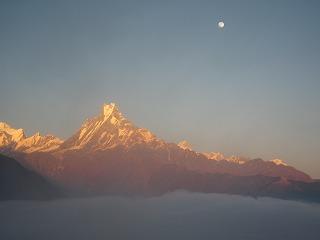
[178,141,249,164]
[177,140,192,151]
[270,159,288,166]
[204,152,225,161]
[0,122,25,146]
[204,152,249,164]
[61,103,164,151]
[15,133,62,153]
[0,122,62,153]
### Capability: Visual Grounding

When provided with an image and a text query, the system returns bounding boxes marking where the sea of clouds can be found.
[1,192,320,240]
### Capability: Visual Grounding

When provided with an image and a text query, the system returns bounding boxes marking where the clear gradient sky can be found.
[0,0,320,177]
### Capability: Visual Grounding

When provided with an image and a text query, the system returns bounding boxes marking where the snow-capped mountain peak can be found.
[15,132,63,153]
[0,122,11,130]
[61,102,163,151]
[270,159,288,166]
[204,152,248,164]
[178,140,192,151]
[0,122,26,146]
[103,102,117,119]
[204,152,225,161]
[0,122,62,153]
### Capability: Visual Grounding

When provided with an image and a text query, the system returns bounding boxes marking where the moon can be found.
[218,21,225,29]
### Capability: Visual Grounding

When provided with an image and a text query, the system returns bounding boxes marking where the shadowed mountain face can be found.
[0,102,319,201]
[0,154,62,200]
[20,148,320,202]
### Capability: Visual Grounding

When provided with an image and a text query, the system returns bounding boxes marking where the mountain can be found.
[178,140,192,151]
[270,159,288,166]
[60,103,164,151]
[177,142,247,164]
[0,122,62,153]
[0,102,318,201]
[0,153,62,200]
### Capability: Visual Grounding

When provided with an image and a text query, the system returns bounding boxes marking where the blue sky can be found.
[1,0,320,177]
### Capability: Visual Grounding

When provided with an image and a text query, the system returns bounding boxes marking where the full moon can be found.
[218,21,225,29]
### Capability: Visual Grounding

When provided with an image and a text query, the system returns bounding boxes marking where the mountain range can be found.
[0,102,319,201]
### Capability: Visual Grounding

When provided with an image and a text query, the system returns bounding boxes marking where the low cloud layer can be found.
[1,192,320,240]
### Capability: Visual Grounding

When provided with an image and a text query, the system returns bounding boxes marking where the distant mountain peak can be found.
[102,102,119,119]
[178,140,192,151]
[0,122,61,153]
[270,159,288,166]
[0,122,11,129]
[0,122,26,144]
[204,152,248,164]
[204,152,225,161]
[61,102,162,151]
